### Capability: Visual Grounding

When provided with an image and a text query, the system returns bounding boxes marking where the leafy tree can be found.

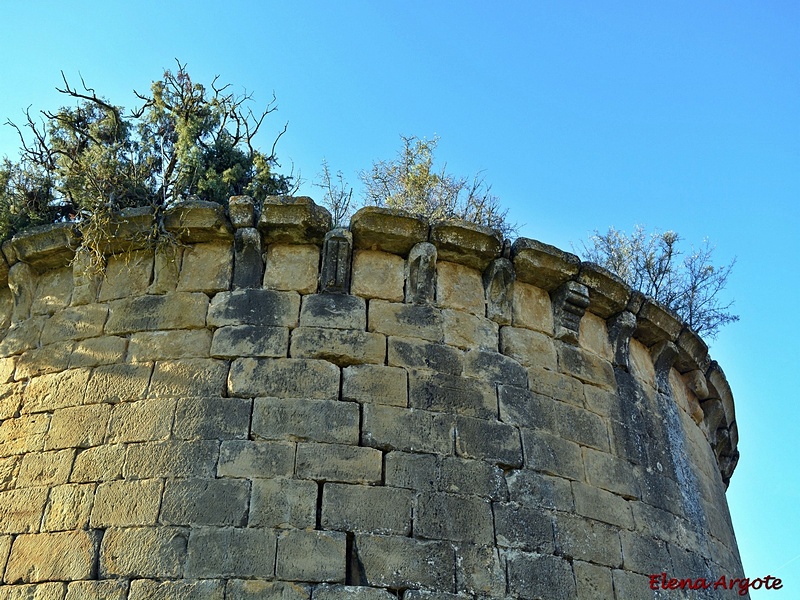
[579,226,739,339]
[0,62,292,242]
[359,135,517,237]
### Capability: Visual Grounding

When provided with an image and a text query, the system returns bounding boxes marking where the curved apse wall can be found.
[0,197,743,599]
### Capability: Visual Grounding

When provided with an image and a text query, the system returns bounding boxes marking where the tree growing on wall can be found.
[0,62,293,242]
[579,225,739,338]
[359,135,518,237]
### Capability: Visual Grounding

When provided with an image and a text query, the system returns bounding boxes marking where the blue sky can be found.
[1,2,798,595]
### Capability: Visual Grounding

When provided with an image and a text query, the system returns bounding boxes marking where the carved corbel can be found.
[607,311,637,371]
[8,262,35,322]
[551,280,589,344]
[405,242,437,305]
[233,228,263,289]
[483,257,515,325]
[320,228,353,294]
[650,340,679,393]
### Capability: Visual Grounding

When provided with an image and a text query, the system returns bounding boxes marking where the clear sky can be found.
[1,2,798,596]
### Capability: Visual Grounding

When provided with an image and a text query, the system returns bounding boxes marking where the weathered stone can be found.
[362,404,453,455]
[369,300,443,342]
[499,326,557,369]
[70,444,125,483]
[583,447,640,499]
[106,398,174,443]
[351,250,405,301]
[233,227,263,289]
[70,249,102,305]
[572,481,634,529]
[483,257,515,325]
[31,267,72,315]
[650,340,679,392]
[15,343,74,379]
[464,349,527,386]
[0,384,24,423]
[557,343,616,390]
[607,310,637,370]
[554,513,622,567]
[675,326,710,373]
[384,451,438,491]
[66,580,129,600]
[161,478,250,526]
[40,304,108,345]
[498,385,558,431]
[124,440,218,479]
[15,450,74,488]
[0,455,20,490]
[275,529,346,583]
[173,397,250,441]
[0,317,46,357]
[521,429,584,480]
[46,403,111,449]
[164,199,233,242]
[707,361,736,428]
[69,336,127,368]
[573,561,615,600]
[353,534,454,590]
[290,327,385,366]
[322,483,413,535]
[439,456,507,500]
[226,580,310,600]
[441,309,498,350]
[128,329,212,361]
[249,478,318,529]
[228,195,255,228]
[494,502,554,552]
[148,246,182,294]
[0,582,67,600]
[551,280,590,344]
[619,529,672,575]
[218,440,295,478]
[512,238,580,291]
[453,415,522,467]
[505,551,576,600]
[415,491,493,544]
[628,338,656,389]
[319,228,352,293]
[98,250,153,301]
[512,281,553,334]
[4,530,98,583]
[350,206,428,255]
[41,483,94,532]
[99,526,188,578]
[430,219,502,271]
[263,243,320,294]
[148,358,228,398]
[105,292,209,334]
[252,397,358,444]
[453,544,507,597]
[409,370,496,419]
[634,298,683,346]
[186,527,277,579]
[0,487,48,534]
[7,223,77,272]
[176,242,233,292]
[313,585,396,600]
[577,262,631,318]
[295,442,382,484]
[388,337,463,376]
[258,196,332,245]
[90,479,162,527]
[506,469,574,512]
[128,579,224,600]
[436,261,485,316]
[211,325,288,358]
[299,293,366,329]
[207,288,300,328]
[229,358,339,399]
[8,263,36,324]
[342,364,407,406]
[579,312,613,362]
[406,242,437,305]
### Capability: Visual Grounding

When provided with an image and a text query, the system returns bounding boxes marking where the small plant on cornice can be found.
[315,159,353,228]
[579,225,739,339]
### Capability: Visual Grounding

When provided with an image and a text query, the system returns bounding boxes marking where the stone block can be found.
[521,429,584,480]
[553,402,610,452]
[299,293,366,330]
[290,327,385,366]
[0,582,67,600]
[384,451,438,491]
[258,196,331,245]
[368,300,443,342]
[173,397,251,440]
[353,534,454,590]
[619,529,672,575]
[90,479,162,527]
[0,318,46,359]
[322,483,413,535]
[313,585,396,600]
[229,358,340,399]
[164,199,233,242]
[218,440,295,478]
[555,514,623,567]
[0,357,16,384]
[511,237,580,291]
[0,487,48,534]
[453,544,506,596]
[128,579,224,600]
[361,404,453,455]
[41,483,94,532]
[498,385,558,431]
[41,304,108,345]
[123,441,218,479]
[185,527,276,579]
[4,530,98,583]
[177,241,233,292]
[295,443,382,484]
[577,263,631,319]
[249,478,317,529]
[226,580,310,600]
[15,343,74,379]
[441,308,498,350]
[69,336,127,368]
[0,413,51,458]
[505,469,575,512]
[21,368,91,414]
[409,371,496,419]
[342,364,407,406]
[276,529,346,583]
[107,398,175,444]
[430,220,502,271]
[583,447,640,499]
[512,281,556,334]
[350,206,428,255]
[66,580,129,600]
[415,491,493,544]
[435,261,485,315]
[0,455,20,491]
[0,383,23,422]
[263,243,320,294]
[99,527,188,578]
[494,502,554,552]
[210,325,288,358]
[252,397,358,444]
[351,250,405,301]
[454,415,523,467]
[558,343,616,390]
[464,349,527,387]
[70,444,125,483]
[438,456,507,500]
[579,312,613,361]
[229,195,256,228]
[31,267,72,315]
[505,551,576,600]
[98,250,153,301]
[83,363,151,405]
[573,561,615,600]
[105,292,209,334]
[128,329,212,361]
[148,246,183,295]
[634,298,683,346]
[527,366,584,406]
[16,450,74,488]
[149,359,228,398]
[233,227,264,289]
[499,326,557,369]
[388,337,463,375]
[46,403,111,449]
[572,481,634,530]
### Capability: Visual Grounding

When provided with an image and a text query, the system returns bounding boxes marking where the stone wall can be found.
[0,197,743,599]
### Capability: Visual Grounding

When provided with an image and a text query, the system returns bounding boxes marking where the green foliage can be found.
[580,226,739,339]
[0,63,292,243]
[359,135,518,237]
